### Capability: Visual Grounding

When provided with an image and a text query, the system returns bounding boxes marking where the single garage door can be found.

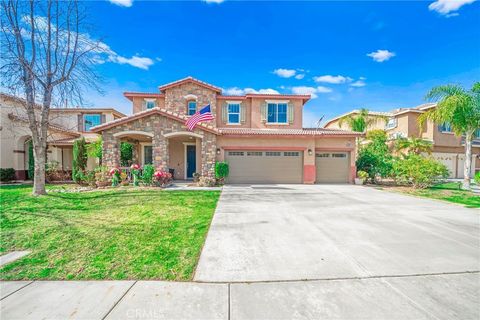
[225,150,303,184]
[315,152,350,183]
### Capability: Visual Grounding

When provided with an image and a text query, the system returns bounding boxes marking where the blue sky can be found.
[86,0,480,126]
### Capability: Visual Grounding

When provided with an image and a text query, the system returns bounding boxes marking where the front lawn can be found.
[391,182,480,208]
[0,185,220,280]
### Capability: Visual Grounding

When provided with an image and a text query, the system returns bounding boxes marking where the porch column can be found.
[201,132,217,178]
[102,132,120,168]
[153,132,168,171]
[131,141,139,165]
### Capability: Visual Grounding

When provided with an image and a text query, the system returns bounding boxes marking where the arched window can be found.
[187,100,197,115]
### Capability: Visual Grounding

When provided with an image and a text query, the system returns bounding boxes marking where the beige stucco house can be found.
[0,93,125,180]
[91,77,362,184]
[324,104,480,178]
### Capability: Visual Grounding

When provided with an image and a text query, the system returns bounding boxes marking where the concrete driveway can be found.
[195,184,480,282]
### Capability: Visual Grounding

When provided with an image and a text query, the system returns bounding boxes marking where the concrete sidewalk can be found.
[1,272,479,319]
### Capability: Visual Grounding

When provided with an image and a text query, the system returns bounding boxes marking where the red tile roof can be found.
[159,76,222,93]
[8,113,80,137]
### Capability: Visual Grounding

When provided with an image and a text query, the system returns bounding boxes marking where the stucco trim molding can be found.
[164,131,203,139]
[183,94,198,101]
[113,131,154,138]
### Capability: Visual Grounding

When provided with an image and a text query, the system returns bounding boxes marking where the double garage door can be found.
[225,150,303,184]
[225,150,350,184]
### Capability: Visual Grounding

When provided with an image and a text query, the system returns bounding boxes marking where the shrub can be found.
[45,161,70,182]
[215,162,229,184]
[109,167,121,187]
[142,164,155,185]
[153,170,172,187]
[120,142,133,167]
[197,176,217,187]
[0,168,16,182]
[73,138,88,183]
[357,170,369,180]
[94,165,110,187]
[28,140,34,179]
[475,171,480,185]
[392,154,449,188]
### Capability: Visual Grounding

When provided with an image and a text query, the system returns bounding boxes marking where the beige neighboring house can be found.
[324,103,480,178]
[0,93,126,180]
[90,76,362,184]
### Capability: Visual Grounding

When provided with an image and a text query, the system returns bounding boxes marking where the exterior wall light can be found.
[308,149,313,156]
[216,148,221,155]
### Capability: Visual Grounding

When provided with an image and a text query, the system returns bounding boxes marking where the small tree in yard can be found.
[72,137,87,183]
[87,137,102,165]
[356,130,393,183]
[1,0,103,195]
[419,83,480,190]
[394,137,433,156]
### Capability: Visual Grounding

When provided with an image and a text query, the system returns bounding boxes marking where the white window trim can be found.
[227,102,241,125]
[183,142,196,180]
[266,102,288,125]
[385,118,397,130]
[144,98,156,109]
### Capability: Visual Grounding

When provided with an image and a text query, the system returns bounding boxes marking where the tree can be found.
[87,136,102,165]
[356,130,393,182]
[72,137,87,183]
[338,108,387,132]
[419,83,480,190]
[1,0,102,195]
[394,137,433,156]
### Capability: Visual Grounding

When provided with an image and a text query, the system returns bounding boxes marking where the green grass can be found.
[0,185,220,280]
[396,182,480,209]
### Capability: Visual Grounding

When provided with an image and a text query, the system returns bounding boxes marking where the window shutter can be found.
[78,114,83,131]
[240,104,246,123]
[288,102,294,124]
[261,102,267,122]
[101,114,106,124]
[222,103,228,123]
[142,100,146,110]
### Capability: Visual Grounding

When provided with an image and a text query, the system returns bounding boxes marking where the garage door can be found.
[315,152,350,183]
[225,150,303,184]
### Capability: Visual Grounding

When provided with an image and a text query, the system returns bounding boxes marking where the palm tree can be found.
[419,83,480,190]
[338,108,387,132]
[394,137,433,155]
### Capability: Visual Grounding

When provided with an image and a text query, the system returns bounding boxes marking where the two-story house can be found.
[0,93,125,180]
[324,104,480,178]
[91,76,361,184]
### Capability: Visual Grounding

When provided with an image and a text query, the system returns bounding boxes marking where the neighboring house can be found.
[324,104,480,178]
[0,93,126,180]
[91,76,362,184]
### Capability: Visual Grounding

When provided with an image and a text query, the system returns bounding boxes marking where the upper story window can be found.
[267,102,288,124]
[385,117,397,129]
[83,114,101,132]
[227,103,240,124]
[187,101,197,115]
[475,129,480,139]
[145,99,156,109]
[439,122,452,133]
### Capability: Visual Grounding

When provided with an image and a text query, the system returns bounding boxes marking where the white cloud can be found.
[428,0,476,16]
[313,75,352,84]
[272,68,297,78]
[367,49,396,62]
[295,74,305,80]
[291,86,332,99]
[203,0,224,3]
[110,55,154,70]
[350,77,367,87]
[109,0,133,7]
[223,87,279,95]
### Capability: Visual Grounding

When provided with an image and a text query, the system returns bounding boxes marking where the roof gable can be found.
[159,76,222,93]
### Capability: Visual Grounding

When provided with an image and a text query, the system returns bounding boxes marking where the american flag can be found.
[185,104,214,131]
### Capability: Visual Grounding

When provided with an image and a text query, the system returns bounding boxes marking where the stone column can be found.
[153,132,168,171]
[102,132,120,168]
[132,141,139,165]
[201,132,217,178]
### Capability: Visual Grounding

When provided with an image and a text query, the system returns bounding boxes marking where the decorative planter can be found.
[354,178,365,185]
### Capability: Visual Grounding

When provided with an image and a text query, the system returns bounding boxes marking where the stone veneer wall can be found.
[164,83,217,120]
[101,114,217,177]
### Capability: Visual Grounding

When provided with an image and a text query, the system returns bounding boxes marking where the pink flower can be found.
[131,164,140,170]
[154,171,164,178]
[109,167,120,175]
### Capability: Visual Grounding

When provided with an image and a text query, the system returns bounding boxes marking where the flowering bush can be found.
[109,167,121,187]
[130,164,140,186]
[153,170,172,187]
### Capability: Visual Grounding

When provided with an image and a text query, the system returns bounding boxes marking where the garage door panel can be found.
[226,150,303,184]
[315,152,349,183]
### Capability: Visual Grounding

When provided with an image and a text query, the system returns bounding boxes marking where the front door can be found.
[186,145,196,179]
